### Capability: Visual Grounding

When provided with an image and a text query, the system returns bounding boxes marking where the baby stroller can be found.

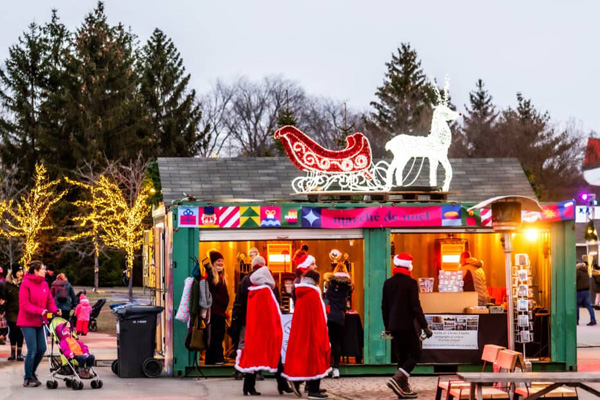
[88,298,106,332]
[43,316,103,390]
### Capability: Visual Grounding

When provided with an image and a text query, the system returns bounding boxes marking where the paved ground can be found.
[0,305,599,399]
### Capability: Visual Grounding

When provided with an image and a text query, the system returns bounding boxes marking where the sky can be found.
[1,1,599,134]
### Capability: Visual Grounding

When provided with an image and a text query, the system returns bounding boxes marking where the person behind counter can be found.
[324,263,353,379]
[382,253,432,399]
[460,251,489,306]
[206,250,230,365]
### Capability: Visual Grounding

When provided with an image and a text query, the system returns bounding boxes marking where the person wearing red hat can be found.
[382,253,432,399]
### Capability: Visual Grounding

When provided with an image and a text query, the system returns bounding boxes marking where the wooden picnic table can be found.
[457,372,600,400]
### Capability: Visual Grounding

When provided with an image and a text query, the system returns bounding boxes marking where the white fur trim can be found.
[297,255,315,269]
[333,272,351,279]
[281,367,333,381]
[394,257,412,268]
[235,285,283,373]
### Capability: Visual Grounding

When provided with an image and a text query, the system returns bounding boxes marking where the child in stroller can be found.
[43,316,103,390]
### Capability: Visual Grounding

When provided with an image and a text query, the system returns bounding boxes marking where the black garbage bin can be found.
[111,304,164,378]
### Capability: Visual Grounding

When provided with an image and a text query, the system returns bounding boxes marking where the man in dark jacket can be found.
[576,262,597,326]
[382,253,432,399]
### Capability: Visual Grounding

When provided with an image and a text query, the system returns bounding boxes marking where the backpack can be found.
[54,283,69,303]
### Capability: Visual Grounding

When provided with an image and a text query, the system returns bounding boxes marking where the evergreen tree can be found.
[139,28,208,157]
[366,43,438,157]
[0,22,50,185]
[274,91,297,155]
[60,2,148,167]
[460,79,499,157]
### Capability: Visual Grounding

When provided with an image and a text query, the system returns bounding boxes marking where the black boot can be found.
[243,373,261,396]
[16,347,24,362]
[277,377,293,394]
[8,346,16,361]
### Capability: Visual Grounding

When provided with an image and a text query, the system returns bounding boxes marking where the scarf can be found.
[392,267,412,277]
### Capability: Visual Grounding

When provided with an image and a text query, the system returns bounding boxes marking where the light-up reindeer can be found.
[383,77,461,192]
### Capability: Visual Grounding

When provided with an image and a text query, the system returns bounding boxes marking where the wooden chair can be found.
[514,377,578,399]
[448,349,524,400]
[435,344,505,400]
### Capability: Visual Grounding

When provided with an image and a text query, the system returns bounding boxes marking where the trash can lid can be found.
[111,304,164,317]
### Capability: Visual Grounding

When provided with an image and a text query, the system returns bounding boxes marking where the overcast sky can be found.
[2,1,599,135]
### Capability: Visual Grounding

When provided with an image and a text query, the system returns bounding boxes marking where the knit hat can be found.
[10,263,23,279]
[393,253,413,271]
[209,250,224,265]
[297,255,316,273]
[252,256,266,268]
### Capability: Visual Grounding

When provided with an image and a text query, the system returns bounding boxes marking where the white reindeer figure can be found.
[383,77,461,192]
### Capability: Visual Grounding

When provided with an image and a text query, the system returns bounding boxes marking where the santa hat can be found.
[297,255,315,273]
[292,247,308,267]
[209,250,224,265]
[393,253,413,271]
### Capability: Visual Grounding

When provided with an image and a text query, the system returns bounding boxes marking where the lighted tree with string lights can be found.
[59,177,105,292]
[95,175,150,301]
[5,164,67,266]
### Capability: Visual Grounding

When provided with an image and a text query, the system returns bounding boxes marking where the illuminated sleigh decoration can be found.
[274,125,386,193]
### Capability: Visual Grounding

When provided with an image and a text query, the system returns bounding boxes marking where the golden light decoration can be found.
[94,176,150,274]
[58,177,103,258]
[5,164,67,266]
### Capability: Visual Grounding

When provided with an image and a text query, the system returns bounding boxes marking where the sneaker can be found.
[23,378,40,387]
[387,370,417,399]
[308,393,328,399]
[588,321,597,326]
[332,368,340,379]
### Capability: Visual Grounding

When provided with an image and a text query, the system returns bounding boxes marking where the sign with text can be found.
[423,314,479,350]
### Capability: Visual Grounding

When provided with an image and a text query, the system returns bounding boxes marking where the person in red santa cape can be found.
[382,253,432,399]
[283,268,331,400]
[233,256,292,396]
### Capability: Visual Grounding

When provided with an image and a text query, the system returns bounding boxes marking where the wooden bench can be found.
[436,344,506,400]
[457,372,600,400]
[448,350,524,400]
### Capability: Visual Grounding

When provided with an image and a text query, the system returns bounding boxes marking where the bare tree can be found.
[300,98,367,150]
[206,76,306,156]
[199,80,236,157]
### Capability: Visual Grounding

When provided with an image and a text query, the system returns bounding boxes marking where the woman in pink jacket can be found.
[17,261,60,387]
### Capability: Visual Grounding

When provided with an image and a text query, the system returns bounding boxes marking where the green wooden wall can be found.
[550,220,577,370]
[171,209,199,377]
[363,228,391,365]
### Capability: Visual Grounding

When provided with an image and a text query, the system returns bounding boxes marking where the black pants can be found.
[307,379,321,393]
[205,314,226,364]
[7,320,23,348]
[243,360,287,392]
[391,330,421,374]
[328,321,344,368]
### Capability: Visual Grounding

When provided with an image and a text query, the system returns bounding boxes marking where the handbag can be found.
[185,316,206,351]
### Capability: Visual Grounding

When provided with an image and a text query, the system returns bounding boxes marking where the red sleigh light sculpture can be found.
[274,125,386,193]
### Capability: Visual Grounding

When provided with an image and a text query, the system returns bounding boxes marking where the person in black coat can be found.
[324,263,353,378]
[382,253,432,399]
[0,265,25,360]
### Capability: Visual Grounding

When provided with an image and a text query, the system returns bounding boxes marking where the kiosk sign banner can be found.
[423,314,479,350]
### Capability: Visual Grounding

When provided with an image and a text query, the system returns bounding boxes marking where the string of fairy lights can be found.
[0,164,150,270]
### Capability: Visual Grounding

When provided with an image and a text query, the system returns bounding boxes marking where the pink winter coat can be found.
[17,273,58,327]
[74,297,92,321]
[56,322,89,359]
